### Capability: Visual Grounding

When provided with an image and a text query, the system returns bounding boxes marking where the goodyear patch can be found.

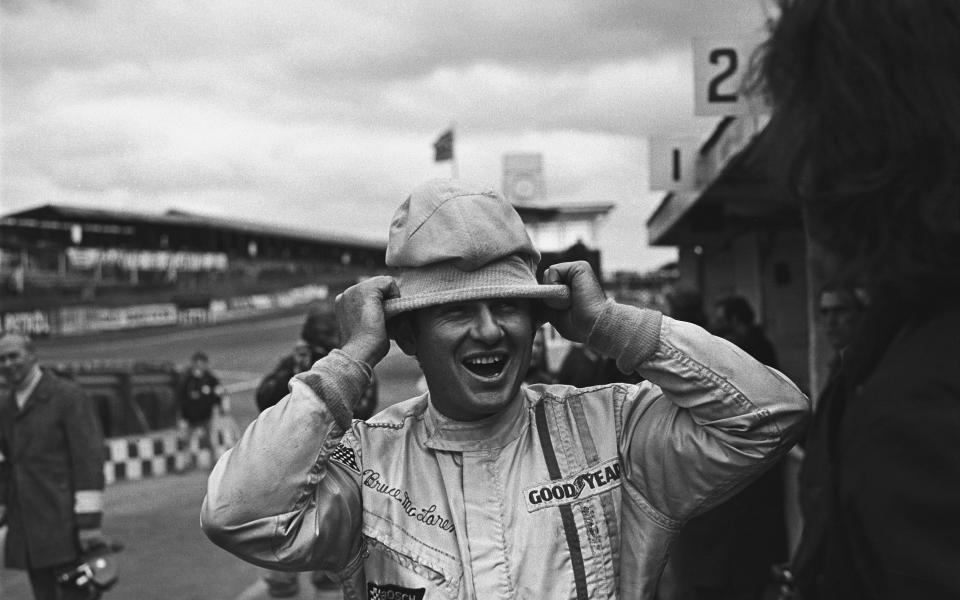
[525,457,623,512]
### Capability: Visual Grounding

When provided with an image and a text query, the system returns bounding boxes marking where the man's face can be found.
[0,335,37,387]
[711,307,734,339]
[819,291,862,351]
[411,298,534,421]
[191,358,208,376]
[293,343,313,371]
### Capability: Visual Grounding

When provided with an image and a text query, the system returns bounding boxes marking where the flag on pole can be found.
[433,129,454,162]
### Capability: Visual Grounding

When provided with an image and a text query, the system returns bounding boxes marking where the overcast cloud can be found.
[1,0,768,272]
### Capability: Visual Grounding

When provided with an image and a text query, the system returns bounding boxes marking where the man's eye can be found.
[493,300,526,313]
[439,305,469,319]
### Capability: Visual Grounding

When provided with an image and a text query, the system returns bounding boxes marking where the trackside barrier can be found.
[52,361,180,438]
[102,421,238,484]
[47,361,239,484]
[103,429,188,484]
[0,283,330,338]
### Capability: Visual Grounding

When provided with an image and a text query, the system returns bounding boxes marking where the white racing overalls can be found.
[202,302,809,599]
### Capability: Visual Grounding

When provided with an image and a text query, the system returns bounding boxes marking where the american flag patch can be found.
[329,443,359,472]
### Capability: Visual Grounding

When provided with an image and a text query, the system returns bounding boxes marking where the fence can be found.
[50,361,237,483]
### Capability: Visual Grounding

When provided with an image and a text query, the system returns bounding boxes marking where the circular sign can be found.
[513,178,536,200]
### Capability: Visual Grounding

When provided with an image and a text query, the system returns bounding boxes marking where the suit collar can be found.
[15,364,42,409]
[16,369,53,418]
[423,388,528,451]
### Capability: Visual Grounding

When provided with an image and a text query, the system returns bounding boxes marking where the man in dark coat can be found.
[177,350,227,465]
[817,284,867,382]
[0,332,106,600]
[177,351,223,429]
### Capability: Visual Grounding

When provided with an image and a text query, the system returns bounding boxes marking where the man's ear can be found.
[387,314,418,356]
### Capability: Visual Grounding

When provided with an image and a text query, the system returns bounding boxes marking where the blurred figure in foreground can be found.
[661,296,789,600]
[753,0,960,596]
[0,333,107,600]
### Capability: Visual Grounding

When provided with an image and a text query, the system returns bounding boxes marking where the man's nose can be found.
[471,305,504,343]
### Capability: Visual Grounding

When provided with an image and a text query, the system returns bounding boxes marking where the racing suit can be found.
[202,302,809,599]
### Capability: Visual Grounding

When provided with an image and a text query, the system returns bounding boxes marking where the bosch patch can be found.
[367,583,426,600]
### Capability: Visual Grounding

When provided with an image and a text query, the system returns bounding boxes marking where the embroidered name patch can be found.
[368,583,426,600]
[329,443,359,473]
[524,457,623,512]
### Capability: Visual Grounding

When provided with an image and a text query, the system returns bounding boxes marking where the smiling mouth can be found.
[462,352,509,378]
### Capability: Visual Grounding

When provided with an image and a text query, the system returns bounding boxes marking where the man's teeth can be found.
[466,356,502,365]
[462,355,507,376]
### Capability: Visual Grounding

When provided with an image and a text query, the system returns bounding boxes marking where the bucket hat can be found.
[382,178,569,319]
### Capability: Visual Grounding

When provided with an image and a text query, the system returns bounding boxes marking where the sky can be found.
[1,0,769,273]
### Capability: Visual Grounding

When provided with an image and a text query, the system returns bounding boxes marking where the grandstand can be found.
[0,204,386,335]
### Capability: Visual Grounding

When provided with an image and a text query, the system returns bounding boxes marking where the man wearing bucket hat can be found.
[203,179,809,599]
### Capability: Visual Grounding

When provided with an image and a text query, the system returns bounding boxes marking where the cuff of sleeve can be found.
[74,489,104,514]
[296,349,373,431]
[587,299,662,373]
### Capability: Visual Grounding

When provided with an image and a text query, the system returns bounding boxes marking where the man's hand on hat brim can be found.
[542,261,606,344]
[337,276,399,367]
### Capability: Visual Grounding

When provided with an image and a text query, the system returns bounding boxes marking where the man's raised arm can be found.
[201,276,396,571]
[544,261,810,523]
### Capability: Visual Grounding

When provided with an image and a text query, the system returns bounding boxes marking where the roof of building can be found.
[1,204,386,251]
[513,202,615,219]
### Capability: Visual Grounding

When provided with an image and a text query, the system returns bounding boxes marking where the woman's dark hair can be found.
[748,0,960,301]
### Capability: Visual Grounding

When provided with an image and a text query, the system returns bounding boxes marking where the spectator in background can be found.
[817,283,867,380]
[661,295,788,600]
[177,351,226,464]
[665,287,709,329]
[524,326,555,385]
[751,1,960,596]
[0,333,107,600]
[256,302,379,420]
[712,295,778,367]
[555,342,642,388]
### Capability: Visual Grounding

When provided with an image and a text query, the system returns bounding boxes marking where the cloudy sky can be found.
[1,0,768,273]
